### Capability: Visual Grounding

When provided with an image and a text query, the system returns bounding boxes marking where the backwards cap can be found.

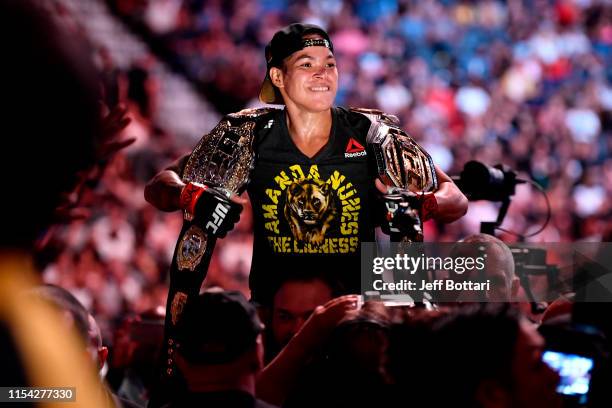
[259,23,333,105]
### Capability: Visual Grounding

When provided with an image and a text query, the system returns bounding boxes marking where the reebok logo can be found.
[344,137,367,158]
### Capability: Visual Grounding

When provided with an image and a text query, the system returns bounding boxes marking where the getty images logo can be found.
[344,137,367,158]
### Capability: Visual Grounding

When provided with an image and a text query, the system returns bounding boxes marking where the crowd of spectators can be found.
[8,1,611,407]
[112,0,611,242]
[39,0,611,342]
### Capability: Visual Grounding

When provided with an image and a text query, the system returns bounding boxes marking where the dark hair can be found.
[430,304,521,407]
[177,290,263,365]
[323,304,390,372]
[285,307,392,408]
[270,265,345,307]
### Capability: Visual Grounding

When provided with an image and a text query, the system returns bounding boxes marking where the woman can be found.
[145,23,467,306]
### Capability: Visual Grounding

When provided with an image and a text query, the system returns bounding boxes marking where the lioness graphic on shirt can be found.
[283,177,337,247]
[260,163,360,254]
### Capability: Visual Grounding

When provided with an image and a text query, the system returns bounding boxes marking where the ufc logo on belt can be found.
[206,202,229,234]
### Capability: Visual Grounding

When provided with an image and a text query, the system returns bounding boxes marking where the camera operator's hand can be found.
[295,295,359,350]
[180,182,247,238]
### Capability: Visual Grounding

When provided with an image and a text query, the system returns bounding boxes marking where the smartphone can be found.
[542,350,594,403]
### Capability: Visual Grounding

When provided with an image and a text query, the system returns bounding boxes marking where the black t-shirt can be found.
[247,107,379,304]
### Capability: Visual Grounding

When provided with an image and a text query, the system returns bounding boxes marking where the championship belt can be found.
[351,108,438,242]
[162,108,277,378]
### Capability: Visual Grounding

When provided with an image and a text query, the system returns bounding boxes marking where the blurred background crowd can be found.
[37,0,611,343]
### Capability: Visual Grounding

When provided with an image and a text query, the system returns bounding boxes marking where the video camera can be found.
[510,247,560,313]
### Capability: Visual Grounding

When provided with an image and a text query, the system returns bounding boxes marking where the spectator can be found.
[449,233,520,302]
[431,305,561,408]
[0,2,111,405]
[166,289,276,408]
[30,285,142,408]
[266,273,339,361]
[386,307,449,407]
[111,308,165,407]
[30,285,107,369]
[283,302,392,408]
[256,294,358,406]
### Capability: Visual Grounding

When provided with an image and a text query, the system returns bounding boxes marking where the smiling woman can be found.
[144,24,468,378]
[269,36,338,115]
[254,25,464,304]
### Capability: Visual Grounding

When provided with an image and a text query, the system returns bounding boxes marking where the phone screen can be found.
[542,350,594,398]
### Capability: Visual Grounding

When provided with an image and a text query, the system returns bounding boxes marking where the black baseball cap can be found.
[259,23,334,105]
[177,289,264,364]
